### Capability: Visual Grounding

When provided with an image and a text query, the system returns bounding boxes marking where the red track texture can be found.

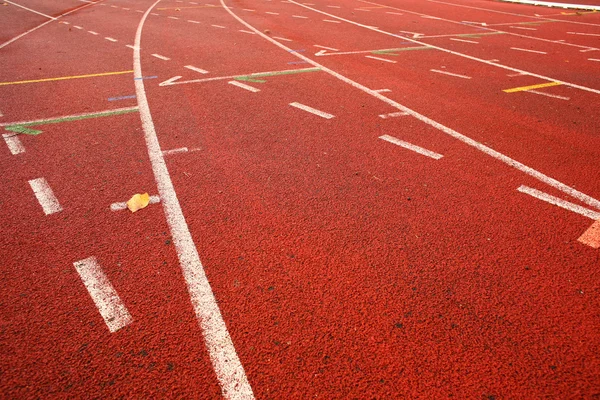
[1,0,599,398]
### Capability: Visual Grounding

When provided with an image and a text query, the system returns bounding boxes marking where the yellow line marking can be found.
[0,70,134,86]
[157,5,218,9]
[503,81,562,93]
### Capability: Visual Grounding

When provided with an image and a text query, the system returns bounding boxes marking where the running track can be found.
[1,0,599,398]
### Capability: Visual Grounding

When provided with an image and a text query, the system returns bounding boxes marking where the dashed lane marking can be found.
[73,25,84,29]
[2,134,25,155]
[4,0,56,19]
[292,15,308,18]
[579,220,600,249]
[289,102,334,119]
[517,186,600,220]
[365,55,396,63]
[29,178,62,215]
[212,24,226,28]
[526,90,569,100]
[567,32,600,36]
[185,65,209,74]
[380,135,443,160]
[265,11,279,14]
[379,111,409,118]
[374,88,391,93]
[274,36,292,41]
[589,58,600,62]
[323,19,341,23]
[510,26,537,30]
[503,81,561,93]
[151,53,170,60]
[88,31,99,35]
[160,67,320,86]
[239,29,256,34]
[126,45,139,49]
[110,195,161,211]
[450,38,478,44]
[510,47,547,54]
[168,16,180,19]
[0,70,134,86]
[430,69,471,79]
[162,147,189,156]
[327,5,341,7]
[228,80,261,92]
[105,37,118,42]
[73,257,133,333]
[314,44,339,51]
[188,20,200,23]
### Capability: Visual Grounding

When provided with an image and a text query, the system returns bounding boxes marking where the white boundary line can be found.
[289,102,334,118]
[380,135,443,159]
[73,257,133,333]
[517,186,600,219]
[220,0,600,211]
[134,2,254,398]
[228,80,261,92]
[29,177,62,215]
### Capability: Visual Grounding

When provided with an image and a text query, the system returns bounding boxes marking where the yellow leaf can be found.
[127,193,150,213]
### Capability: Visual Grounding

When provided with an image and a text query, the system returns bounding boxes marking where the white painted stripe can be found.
[185,65,209,74]
[4,0,56,19]
[365,55,397,63]
[374,88,391,93]
[110,195,161,211]
[219,1,600,212]
[422,15,442,19]
[136,10,144,12]
[74,25,83,29]
[62,21,70,24]
[589,58,600,62]
[162,147,189,156]
[228,80,260,92]
[239,29,255,34]
[507,71,527,77]
[450,38,479,43]
[273,36,292,41]
[289,102,334,119]
[379,111,409,119]
[499,0,600,11]
[126,44,138,49]
[527,89,569,100]
[151,12,159,15]
[517,186,600,220]
[568,31,600,36]
[323,19,341,23]
[355,8,370,11]
[510,47,547,54]
[73,257,133,333]
[386,11,403,15]
[3,134,25,155]
[292,15,308,18]
[314,44,339,51]
[430,69,471,79]
[134,3,254,398]
[327,5,341,7]
[111,5,118,7]
[243,8,255,11]
[0,106,139,127]
[29,178,62,215]
[265,11,279,14]
[580,48,598,52]
[212,24,226,28]
[188,20,200,23]
[168,16,179,19]
[123,7,130,10]
[380,135,443,160]
[105,37,118,42]
[510,26,537,30]
[88,31,99,35]
[151,53,170,60]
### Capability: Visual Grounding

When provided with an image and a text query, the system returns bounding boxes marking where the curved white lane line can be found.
[133,2,254,399]
[219,0,600,211]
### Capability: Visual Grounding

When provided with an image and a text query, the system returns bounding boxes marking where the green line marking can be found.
[5,126,42,135]
[234,77,267,83]
[234,67,320,83]
[372,47,431,54]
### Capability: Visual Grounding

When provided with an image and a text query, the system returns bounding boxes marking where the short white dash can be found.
[3,134,25,155]
[243,8,255,11]
[126,44,138,50]
[162,147,189,156]
[185,65,209,74]
[136,10,144,13]
[567,32,600,37]
[589,58,600,62]
[507,71,527,77]
[289,102,334,119]
[88,30,98,35]
[580,48,598,53]
[380,135,443,160]
[110,195,161,211]
[274,36,292,42]
[323,19,341,23]
[327,5,341,8]
[29,178,62,215]
[151,12,159,15]
[526,90,569,100]
[168,16,179,19]
[73,25,83,29]
[355,8,370,11]
[122,7,130,10]
[374,88,391,93]
[212,24,226,28]
[239,29,255,34]
[421,15,441,20]
[111,5,118,7]
[314,44,339,51]
[228,80,261,92]
[292,15,308,18]
[386,11,403,15]
[510,47,547,54]
[62,21,70,24]
[105,37,118,42]
[450,38,479,44]
[365,55,397,63]
[510,26,537,30]
[151,53,170,60]
[430,69,471,79]
[379,111,409,119]
[73,257,133,333]
[265,11,279,14]
[517,186,600,220]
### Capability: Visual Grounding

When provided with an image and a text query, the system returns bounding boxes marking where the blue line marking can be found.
[108,95,137,101]
[133,75,158,80]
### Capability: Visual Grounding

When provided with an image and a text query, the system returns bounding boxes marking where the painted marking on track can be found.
[73,25,84,29]
[450,38,479,43]
[161,67,320,86]
[374,88,391,93]
[134,2,254,397]
[228,80,261,92]
[292,15,308,18]
[380,135,443,160]
[134,76,158,80]
[185,65,209,74]
[589,58,600,62]
[4,0,56,19]
[580,48,599,53]
[2,134,25,155]
[386,11,403,15]
[507,71,527,77]
[314,44,339,51]
[289,102,334,119]
[88,31,99,35]
[274,36,292,41]
[73,257,133,333]
[29,178,62,215]
[188,20,200,23]
[61,21,70,24]
[150,12,159,15]
[510,47,547,54]
[239,29,256,34]
[162,147,189,156]
[212,24,226,28]
[323,19,341,23]
[108,95,137,101]
[503,81,561,93]
[168,16,180,19]
[105,37,118,42]
[579,220,600,249]
[510,26,537,30]
[526,90,569,100]
[567,32,600,36]
[430,69,471,79]
[365,55,397,63]
[126,45,139,49]
[517,186,600,220]
[151,53,170,60]
[265,11,279,14]
[110,195,161,211]
[379,111,408,118]
[0,107,139,128]
[327,5,341,8]
[242,8,255,11]
[5,126,40,135]
[0,70,133,86]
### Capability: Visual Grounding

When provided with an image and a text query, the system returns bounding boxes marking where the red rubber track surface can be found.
[1,0,599,398]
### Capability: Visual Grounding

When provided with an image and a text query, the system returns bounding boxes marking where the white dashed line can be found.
[151,12,159,15]
[323,19,341,23]
[265,11,279,14]
[242,8,255,11]
[526,90,569,100]
[151,53,170,60]
[517,186,600,220]
[29,177,62,215]
[110,195,161,211]
[373,88,391,93]
[273,36,292,42]
[450,38,479,44]
[327,5,340,8]
[126,44,138,50]
[365,55,396,63]
[510,26,537,30]
[228,80,261,92]
[510,47,547,54]
[73,25,83,29]
[212,24,226,28]
[289,102,334,119]
[73,257,133,333]
[168,16,179,19]
[162,147,189,156]
[588,58,600,62]
[314,44,339,51]
[292,15,308,18]
[188,20,200,23]
[185,65,209,74]
[567,32,600,37]
[379,111,409,119]
[88,30,98,35]
[3,134,25,155]
[380,135,443,160]
[239,29,255,34]
[580,48,598,53]
[430,69,471,79]
[105,37,118,42]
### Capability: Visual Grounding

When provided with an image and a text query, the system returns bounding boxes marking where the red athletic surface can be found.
[1,0,599,398]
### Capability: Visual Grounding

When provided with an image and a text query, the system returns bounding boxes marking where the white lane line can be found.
[88,31,99,35]
[0,106,139,127]
[3,134,25,155]
[62,21,70,24]
[289,102,334,119]
[29,178,62,215]
[292,14,308,18]
[228,80,261,92]
[126,44,138,49]
[380,135,443,160]
[323,19,341,23]
[73,257,133,333]
[517,186,600,220]
[374,88,391,93]
[151,53,170,60]
[74,25,83,29]
[151,12,159,15]
[510,47,547,54]
[185,65,209,74]
[450,38,479,44]
[4,0,56,19]
[510,26,537,30]
[188,20,200,23]
[589,58,600,62]
[110,195,161,211]
[386,11,403,15]
[212,24,226,28]
[580,48,599,53]
[265,11,279,14]
[327,5,341,7]
[134,2,254,398]
[430,69,471,79]
[567,31,600,36]
[162,147,189,156]
[526,89,569,100]
[239,29,256,34]
[168,16,180,19]
[365,55,397,63]
[273,36,292,41]
[105,37,118,42]
[242,8,255,11]
[379,111,409,119]
[314,44,339,51]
